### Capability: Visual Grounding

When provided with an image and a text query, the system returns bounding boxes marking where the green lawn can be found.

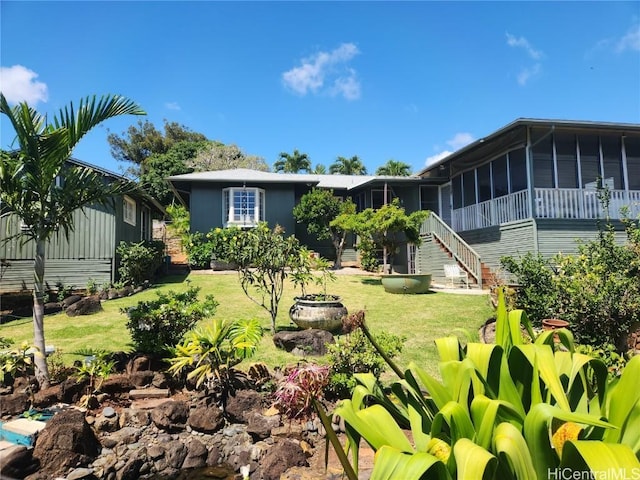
[0,272,493,378]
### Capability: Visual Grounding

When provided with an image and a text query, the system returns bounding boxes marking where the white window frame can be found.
[123,195,137,226]
[223,187,265,227]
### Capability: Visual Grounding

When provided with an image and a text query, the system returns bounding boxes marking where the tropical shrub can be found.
[502,217,640,348]
[0,340,33,386]
[355,236,379,272]
[499,252,557,326]
[123,286,218,354]
[185,231,214,269]
[117,240,165,285]
[166,318,262,390]
[326,329,405,399]
[552,219,640,348]
[273,363,330,419]
[320,291,640,479]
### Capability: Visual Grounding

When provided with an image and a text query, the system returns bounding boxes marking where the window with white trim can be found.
[123,195,136,226]
[223,187,265,227]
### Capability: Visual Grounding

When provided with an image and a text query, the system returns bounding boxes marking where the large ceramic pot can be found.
[288,294,347,332]
[381,273,432,294]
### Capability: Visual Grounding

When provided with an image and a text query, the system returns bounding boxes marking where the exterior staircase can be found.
[418,213,494,289]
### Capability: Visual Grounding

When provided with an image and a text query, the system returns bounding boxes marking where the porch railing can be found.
[452,188,640,231]
[452,190,530,231]
[534,188,640,220]
[421,212,482,285]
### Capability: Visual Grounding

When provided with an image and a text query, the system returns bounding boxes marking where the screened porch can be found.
[452,188,640,231]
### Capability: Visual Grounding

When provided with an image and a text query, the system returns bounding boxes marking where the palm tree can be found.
[0,93,145,387]
[375,159,412,176]
[273,149,311,173]
[329,155,367,175]
[311,163,327,174]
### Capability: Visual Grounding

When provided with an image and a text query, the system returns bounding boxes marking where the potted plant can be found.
[289,255,347,332]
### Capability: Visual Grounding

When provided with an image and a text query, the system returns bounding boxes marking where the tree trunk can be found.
[33,238,50,388]
[332,233,345,270]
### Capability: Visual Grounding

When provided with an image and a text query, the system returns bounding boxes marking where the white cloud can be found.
[331,70,361,100]
[425,132,475,167]
[506,33,543,60]
[517,63,542,86]
[282,43,361,100]
[0,65,48,104]
[165,101,181,111]
[506,33,544,86]
[446,132,475,150]
[615,23,640,53]
[425,150,452,167]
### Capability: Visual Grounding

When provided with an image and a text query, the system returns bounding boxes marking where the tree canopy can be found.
[376,159,412,176]
[333,198,428,272]
[0,93,145,387]
[107,119,207,178]
[329,155,367,175]
[274,149,312,173]
[292,189,356,269]
[188,142,268,172]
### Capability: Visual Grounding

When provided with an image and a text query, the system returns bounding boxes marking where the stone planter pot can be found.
[381,274,432,294]
[288,294,347,332]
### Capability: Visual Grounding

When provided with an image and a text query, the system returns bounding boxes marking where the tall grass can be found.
[0,272,493,377]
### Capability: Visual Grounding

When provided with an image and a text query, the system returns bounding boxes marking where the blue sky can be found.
[1,1,639,176]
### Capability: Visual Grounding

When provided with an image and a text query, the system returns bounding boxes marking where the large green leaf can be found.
[603,355,640,448]
[524,403,614,479]
[561,441,640,475]
[334,401,414,453]
[471,395,524,450]
[370,445,450,480]
[493,422,537,480]
[453,438,497,480]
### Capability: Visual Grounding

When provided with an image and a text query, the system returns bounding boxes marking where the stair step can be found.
[0,418,47,447]
[128,388,170,400]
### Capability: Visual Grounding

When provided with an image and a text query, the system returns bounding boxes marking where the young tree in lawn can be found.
[333,199,428,273]
[0,93,145,388]
[225,223,306,334]
[293,188,356,269]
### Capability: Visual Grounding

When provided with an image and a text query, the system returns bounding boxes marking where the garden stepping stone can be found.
[128,388,170,400]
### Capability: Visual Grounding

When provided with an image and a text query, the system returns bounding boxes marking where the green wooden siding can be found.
[535,219,628,258]
[459,220,536,274]
[0,208,116,260]
[0,259,112,293]
[416,233,456,284]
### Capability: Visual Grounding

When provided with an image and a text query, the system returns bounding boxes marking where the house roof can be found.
[418,118,640,177]
[168,168,427,191]
[68,157,166,215]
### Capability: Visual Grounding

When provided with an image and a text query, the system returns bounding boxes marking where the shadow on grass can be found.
[360,278,382,286]
[157,273,190,285]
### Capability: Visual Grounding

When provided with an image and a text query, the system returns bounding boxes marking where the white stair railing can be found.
[420,212,482,286]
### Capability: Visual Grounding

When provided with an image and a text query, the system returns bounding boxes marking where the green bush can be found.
[117,240,165,285]
[167,318,262,390]
[500,252,556,327]
[356,236,379,272]
[552,220,640,348]
[122,286,218,354]
[326,329,405,398]
[185,232,214,269]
